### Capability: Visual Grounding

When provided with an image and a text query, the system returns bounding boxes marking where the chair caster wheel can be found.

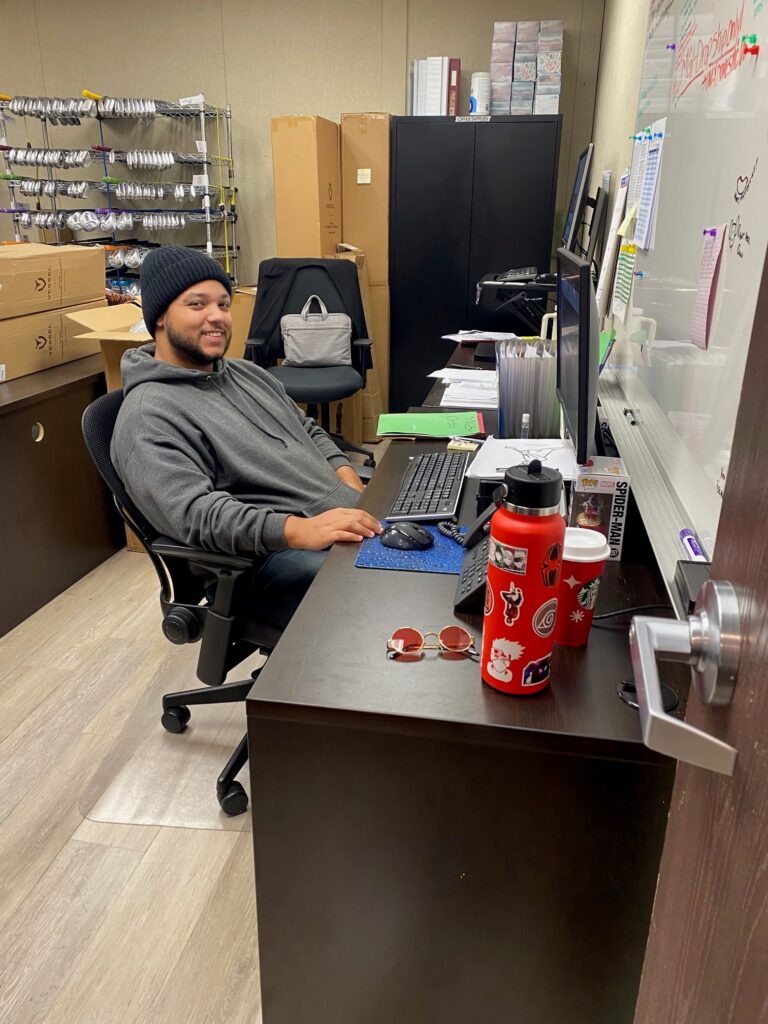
[218,781,248,816]
[161,705,191,733]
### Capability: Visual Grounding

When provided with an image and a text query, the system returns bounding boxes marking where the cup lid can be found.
[563,527,610,562]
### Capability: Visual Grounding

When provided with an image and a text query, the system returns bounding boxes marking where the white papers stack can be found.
[440,381,498,408]
[441,330,520,344]
[428,368,498,384]
[466,437,578,481]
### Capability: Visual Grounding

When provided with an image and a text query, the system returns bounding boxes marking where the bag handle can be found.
[300,294,328,320]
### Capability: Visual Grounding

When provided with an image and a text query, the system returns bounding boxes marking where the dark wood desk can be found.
[247,443,684,1024]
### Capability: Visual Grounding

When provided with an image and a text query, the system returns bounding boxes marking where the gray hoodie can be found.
[111,344,359,556]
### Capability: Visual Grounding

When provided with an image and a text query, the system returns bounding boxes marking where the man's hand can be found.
[335,464,365,493]
[284,508,383,550]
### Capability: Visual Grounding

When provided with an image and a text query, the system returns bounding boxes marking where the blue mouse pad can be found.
[355,524,466,575]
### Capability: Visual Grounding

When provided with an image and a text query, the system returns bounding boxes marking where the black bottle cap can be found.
[504,459,562,510]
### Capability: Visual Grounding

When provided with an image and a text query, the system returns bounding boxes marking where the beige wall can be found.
[1,0,604,280]
[406,0,605,242]
[589,0,649,197]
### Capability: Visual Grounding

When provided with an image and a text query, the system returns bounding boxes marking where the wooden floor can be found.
[0,550,263,1024]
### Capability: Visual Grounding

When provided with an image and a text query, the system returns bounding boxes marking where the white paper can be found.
[466,438,579,480]
[428,368,498,384]
[691,225,726,349]
[626,136,647,213]
[634,118,665,250]
[611,243,637,324]
[595,169,629,319]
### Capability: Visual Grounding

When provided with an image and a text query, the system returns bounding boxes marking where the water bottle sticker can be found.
[500,585,524,626]
[541,543,562,587]
[485,638,526,683]
[523,655,551,688]
[577,578,601,610]
[484,586,494,616]
[488,539,527,575]
[532,598,558,638]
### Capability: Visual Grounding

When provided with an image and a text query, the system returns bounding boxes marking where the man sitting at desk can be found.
[111,246,382,630]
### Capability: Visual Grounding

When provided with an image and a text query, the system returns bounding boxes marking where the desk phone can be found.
[453,503,496,611]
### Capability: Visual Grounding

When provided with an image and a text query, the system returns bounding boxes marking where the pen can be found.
[679,528,707,562]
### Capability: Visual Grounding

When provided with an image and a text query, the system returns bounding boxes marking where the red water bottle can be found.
[481,460,565,695]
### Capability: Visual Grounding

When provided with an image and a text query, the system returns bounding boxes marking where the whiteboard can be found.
[607,0,768,557]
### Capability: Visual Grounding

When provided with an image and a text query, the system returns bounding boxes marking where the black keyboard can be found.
[385,451,469,522]
[498,266,538,281]
[454,535,489,611]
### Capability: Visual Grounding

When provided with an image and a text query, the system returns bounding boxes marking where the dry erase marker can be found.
[680,529,707,562]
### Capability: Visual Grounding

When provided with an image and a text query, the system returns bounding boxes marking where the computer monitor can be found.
[561,143,593,253]
[585,186,608,271]
[556,247,598,465]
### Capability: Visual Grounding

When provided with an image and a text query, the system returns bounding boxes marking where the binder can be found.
[447,58,461,116]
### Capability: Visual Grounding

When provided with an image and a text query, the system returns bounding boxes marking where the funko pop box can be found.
[568,456,630,561]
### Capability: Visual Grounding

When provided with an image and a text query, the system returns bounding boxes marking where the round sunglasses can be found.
[387,626,478,661]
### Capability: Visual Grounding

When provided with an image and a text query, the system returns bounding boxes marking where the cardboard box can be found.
[368,284,390,412]
[568,456,630,561]
[229,286,258,360]
[272,116,341,257]
[67,301,149,391]
[340,113,391,286]
[0,298,106,383]
[0,243,104,321]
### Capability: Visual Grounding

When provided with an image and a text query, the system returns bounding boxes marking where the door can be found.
[632,254,768,1021]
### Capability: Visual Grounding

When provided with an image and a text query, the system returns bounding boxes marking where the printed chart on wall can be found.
[608,0,768,554]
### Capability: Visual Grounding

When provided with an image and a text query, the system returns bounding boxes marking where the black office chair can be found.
[82,390,282,816]
[245,258,375,468]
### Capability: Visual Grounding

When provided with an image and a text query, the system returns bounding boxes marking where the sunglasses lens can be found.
[389,627,423,657]
[439,626,473,652]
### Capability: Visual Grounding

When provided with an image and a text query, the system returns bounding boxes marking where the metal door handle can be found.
[629,580,740,775]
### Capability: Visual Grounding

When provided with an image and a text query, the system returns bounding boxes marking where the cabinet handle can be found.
[31,421,45,443]
[629,581,740,775]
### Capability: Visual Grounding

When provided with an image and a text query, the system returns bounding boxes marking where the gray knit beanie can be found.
[140,246,232,337]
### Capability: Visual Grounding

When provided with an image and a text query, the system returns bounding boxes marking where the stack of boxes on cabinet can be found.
[271,113,390,445]
[491,20,563,116]
[0,243,105,382]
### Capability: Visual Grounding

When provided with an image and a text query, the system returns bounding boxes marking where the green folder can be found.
[376,411,485,438]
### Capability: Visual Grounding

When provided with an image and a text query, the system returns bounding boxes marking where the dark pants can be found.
[242,547,330,633]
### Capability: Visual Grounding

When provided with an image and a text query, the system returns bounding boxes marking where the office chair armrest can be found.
[150,536,257,571]
[353,338,372,349]
[244,336,268,358]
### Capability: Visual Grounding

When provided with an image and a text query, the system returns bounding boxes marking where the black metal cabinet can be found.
[389,116,561,411]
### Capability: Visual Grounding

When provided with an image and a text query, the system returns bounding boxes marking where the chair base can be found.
[217,733,249,816]
[160,677,257,816]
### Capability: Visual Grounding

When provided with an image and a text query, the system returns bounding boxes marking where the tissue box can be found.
[568,457,630,561]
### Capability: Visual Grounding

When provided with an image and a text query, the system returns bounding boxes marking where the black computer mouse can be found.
[380,522,435,551]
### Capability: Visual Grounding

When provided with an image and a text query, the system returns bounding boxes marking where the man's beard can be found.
[166,321,231,365]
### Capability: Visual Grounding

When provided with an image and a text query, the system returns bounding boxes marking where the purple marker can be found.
[680,528,707,562]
